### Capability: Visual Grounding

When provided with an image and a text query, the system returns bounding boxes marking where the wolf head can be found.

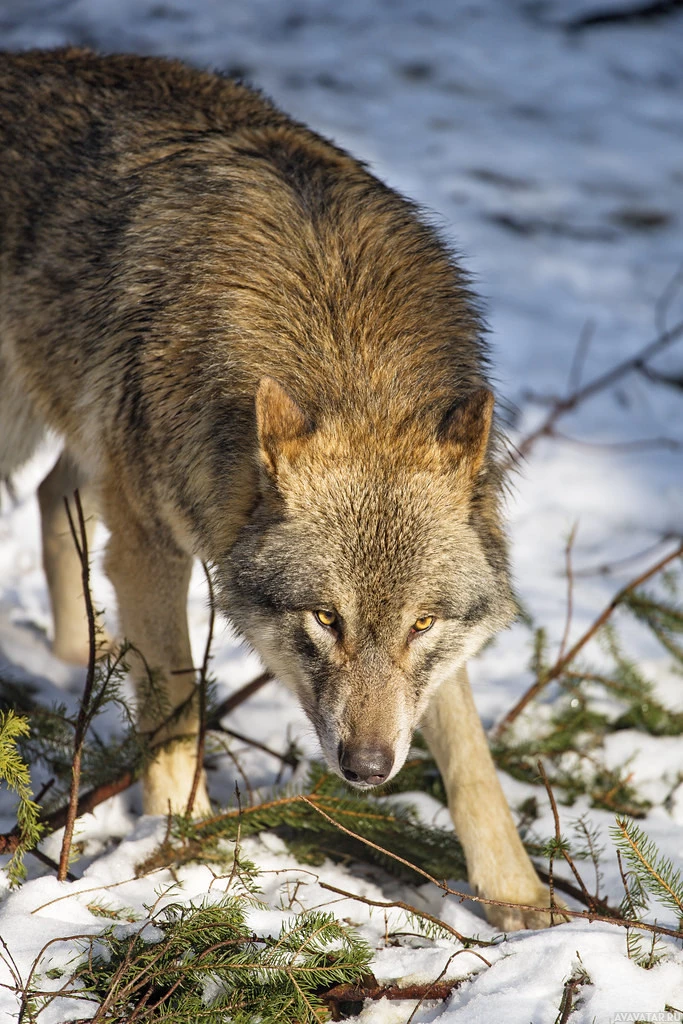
[219,377,515,788]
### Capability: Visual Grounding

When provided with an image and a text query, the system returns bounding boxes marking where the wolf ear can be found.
[438,387,494,479]
[255,376,313,475]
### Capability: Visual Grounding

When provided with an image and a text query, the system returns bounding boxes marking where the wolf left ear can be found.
[255,376,313,475]
[438,387,494,479]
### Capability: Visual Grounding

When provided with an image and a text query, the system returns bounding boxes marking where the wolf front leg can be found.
[38,451,102,665]
[103,488,211,817]
[421,665,556,930]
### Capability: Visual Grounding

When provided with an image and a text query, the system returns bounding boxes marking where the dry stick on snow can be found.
[185,562,215,817]
[58,490,98,882]
[493,540,683,739]
[322,976,463,1018]
[298,795,683,942]
[317,880,490,947]
[555,974,585,1024]
[404,950,478,1024]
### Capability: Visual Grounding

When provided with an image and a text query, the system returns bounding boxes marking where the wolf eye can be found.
[314,609,337,629]
[411,615,434,635]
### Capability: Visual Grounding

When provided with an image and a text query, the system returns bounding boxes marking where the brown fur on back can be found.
[0,47,502,562]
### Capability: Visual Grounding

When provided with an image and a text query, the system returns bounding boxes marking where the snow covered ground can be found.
[1,0,683,1020]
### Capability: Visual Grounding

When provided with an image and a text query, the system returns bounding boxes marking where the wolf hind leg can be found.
[102,486,211,817]
[421,665,560,931]
[38,450,102,665]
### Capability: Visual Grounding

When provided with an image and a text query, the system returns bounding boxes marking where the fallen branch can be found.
[321,974,462,1017]
[493,540,683,738]
[317,879,488,946]
[298,794,683,941]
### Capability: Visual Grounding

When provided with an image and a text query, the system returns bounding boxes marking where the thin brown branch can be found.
[321,975,463,1011]
[511,315,683,464]
[58,491,97,881]
[535,865,616,917]
[185,563,215,817]
[555,974,584,1024]
[317,880,488,947]
[299,794,683,941]
[537,760,597,916]
[551,433,682,452]
[494,540,683,737]
[406,950,473,1023]
[0,769,137,857]
[558,524,578,664]
[209,671,273,723]
[573,534,680,578]
[537,760,559,923]
[211,724,299,769]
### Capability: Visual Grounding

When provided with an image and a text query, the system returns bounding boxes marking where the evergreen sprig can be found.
[0,710,43,884]
[612,817,683,923]
[38,894,372,1023]
[139,763,467,884]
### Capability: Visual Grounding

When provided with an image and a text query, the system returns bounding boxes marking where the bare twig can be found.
[537,760,559,923]
[567,319,595,393]
[405,950,477,1023]
[555,974,584,1024]
[211,724,299,769]
[551,433,682,453]
[58,491,98,881]
[209,671,273,723]
[317,880,487,947]
[537,761,596,916]
[321,975,464,1014]
[494,540,683,737]
[573,534,679,578]
[297,794,683,941]
[558,524,578,664]
[512,313,683,464]
[185,563,215,817]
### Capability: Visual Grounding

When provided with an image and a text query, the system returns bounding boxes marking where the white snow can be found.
[2,1,683,1021]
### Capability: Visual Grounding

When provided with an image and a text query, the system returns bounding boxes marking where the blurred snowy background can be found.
[1,1,683,1021]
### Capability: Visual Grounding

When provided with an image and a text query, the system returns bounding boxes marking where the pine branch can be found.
[0,711,43,884]
[494,541,683,737]
[612,818,683,920]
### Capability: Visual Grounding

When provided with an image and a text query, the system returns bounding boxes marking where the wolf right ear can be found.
[255,376,313,475]
[438,387,494,480]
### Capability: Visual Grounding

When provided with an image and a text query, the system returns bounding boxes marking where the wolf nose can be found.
[338,744,394,786]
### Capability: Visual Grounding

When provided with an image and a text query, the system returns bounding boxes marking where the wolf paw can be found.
[484,886,569,932]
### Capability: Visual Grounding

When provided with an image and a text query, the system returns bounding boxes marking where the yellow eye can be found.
[412,615,434,633]
[314,609,337,629]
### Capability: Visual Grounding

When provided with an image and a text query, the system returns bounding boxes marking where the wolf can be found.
[0,48,554,928]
